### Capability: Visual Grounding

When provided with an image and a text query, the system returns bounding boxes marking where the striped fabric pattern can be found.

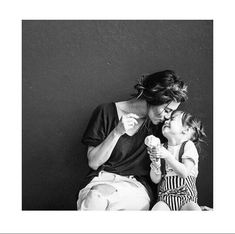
[158,175,198,211]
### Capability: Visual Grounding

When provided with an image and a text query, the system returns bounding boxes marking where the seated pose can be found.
[148,110,206,211]
[77,70,188,210]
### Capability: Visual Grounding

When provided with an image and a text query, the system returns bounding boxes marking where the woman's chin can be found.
[151,119,162,125]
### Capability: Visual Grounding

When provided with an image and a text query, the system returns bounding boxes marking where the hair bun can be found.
[131,70,188,105]
[134,83,145,91]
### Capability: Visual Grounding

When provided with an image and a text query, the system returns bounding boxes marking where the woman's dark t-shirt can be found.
[81,102,164,201]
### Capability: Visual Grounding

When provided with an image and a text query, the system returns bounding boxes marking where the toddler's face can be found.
[162,112,184,138]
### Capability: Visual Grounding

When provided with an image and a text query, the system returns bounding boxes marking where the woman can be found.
[77,70,188,210]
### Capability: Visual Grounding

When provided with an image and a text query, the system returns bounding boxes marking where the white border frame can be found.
[1,0,235,233]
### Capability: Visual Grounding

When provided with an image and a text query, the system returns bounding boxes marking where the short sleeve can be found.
[181,140,199,165]
[81,104,107,147]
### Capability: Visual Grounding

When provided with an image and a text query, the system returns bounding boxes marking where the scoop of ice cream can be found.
[144,135,161,148]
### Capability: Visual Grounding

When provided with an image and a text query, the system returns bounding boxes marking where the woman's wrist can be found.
[112,128,123,137]
[151,159,161,168]
[150,162,161,174]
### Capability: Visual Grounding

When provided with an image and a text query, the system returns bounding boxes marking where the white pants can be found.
[77,171,150,210]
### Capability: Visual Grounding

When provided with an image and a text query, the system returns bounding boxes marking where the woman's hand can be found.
[114,113,139,136]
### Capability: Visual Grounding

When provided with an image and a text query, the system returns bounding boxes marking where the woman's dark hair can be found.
[132,70,188,105]
[179,111,207,149]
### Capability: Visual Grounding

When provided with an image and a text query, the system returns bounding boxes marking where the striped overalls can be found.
[158,141,198,211]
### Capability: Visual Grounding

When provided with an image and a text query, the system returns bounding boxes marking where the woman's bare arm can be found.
[87,113,139,170]
[87,129,121,170]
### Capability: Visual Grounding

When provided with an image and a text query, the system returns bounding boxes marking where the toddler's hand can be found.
[155,146,172,159]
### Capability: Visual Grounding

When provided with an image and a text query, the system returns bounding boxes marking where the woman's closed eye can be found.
[165,108,173,114]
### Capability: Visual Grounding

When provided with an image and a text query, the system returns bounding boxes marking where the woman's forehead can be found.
[168,101,180,110]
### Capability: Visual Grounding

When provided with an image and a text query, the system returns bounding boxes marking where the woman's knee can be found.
[181,201,201,211]
[91,184,117,196]
[80,184,116,210]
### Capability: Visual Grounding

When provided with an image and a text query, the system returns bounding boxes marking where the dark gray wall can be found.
[22,20,213,210]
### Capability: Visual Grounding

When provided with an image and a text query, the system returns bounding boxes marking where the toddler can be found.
[146,110,206,211]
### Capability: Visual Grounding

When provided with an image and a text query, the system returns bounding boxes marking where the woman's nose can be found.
[164,118,170,123]
[164,112,171,120]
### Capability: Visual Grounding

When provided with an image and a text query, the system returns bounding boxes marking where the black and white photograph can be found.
[22,20,213,211]
[1,0,235,233]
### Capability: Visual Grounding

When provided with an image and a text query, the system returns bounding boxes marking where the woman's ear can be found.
[182,127,194,140]
[182,126,190,135]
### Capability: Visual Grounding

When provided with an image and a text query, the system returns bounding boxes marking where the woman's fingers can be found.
[126,119,138,126]
[125,114,139,125]
[122,115,138,128]
[149,155,156,160]
[126,113,140,119]
[117,113,140,135]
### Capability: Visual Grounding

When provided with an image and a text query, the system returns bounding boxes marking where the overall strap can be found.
[160,143,167,176]
[160,141,188,176]
[178,141,188,163]
[160,158,166,176]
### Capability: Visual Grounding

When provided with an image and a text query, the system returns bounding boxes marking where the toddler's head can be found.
[162,110,206,146]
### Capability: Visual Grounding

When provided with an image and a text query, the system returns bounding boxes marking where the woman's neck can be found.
[125,99,148,118]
